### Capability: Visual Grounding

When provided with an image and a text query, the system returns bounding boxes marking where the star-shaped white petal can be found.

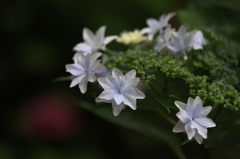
[96,68,145,116]
[66,53,102,93]
[154,25,175,51]
[141,12,175,40]
[73,26,117,55]
[173,96,216,144]
[167,25,195,60]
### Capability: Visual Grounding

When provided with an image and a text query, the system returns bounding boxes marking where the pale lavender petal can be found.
[133,88,145,99]
[194,106,212,118]
[193,31,204,50]
[78,76,88,94]
[89,60,101,72]
[112,68,124,81]
[98,77,111,89]
[84,54,91,69]
[146,18,159,27]
[96,26,106,47]
[95,97,111,103]
[114,93,124,105]
[90,52,102,61]
[73,53,85,66]
[187,97,194,107]
[158,14,166,24]
[178,25,187,38]
[194,131,203,144]
[98,89,117,100]
[194,117,216,128]
[122,92,137,110]
[73,43,92,54]
[122,87,136,97]
[190,120,207,139]
[188,96,203,118]
[164,25,174,39]
[173,120,185,133]
[70,73,86,87]
[125,69,136,80]
[87,72,96,82]
[103,36,118,45]
[112,100,125,116]
[141,28,151,34]
[65,64,85,76]
[176,110,191,123]
[174,101,187,110]
[148,34,155,41]
[83,28,96,45]
[184,32,194,51]
[167,34,182,52]
[124,78,140,88]
[106,76,119,90]
[163,12,176,24]
[185,122,195,140]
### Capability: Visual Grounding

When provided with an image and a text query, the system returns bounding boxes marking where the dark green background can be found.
[1,0,240,158]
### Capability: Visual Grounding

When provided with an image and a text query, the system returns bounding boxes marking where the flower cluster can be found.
[62,12,240,146]
[65,26,146,115]
[66,26,117,93]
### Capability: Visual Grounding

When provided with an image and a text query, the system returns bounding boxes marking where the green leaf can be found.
[155,94,175,113]
[79,100,188,159]
[170,94,189,103]
[181,138,194,146]
[137,95,164,111]
[53,76,71,82]
[219,124,240,147]
[202,136,220,148]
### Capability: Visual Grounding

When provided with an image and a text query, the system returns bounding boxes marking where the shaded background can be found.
[1,0,240,158]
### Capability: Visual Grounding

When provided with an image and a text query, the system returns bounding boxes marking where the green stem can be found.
[162,76,171,99]
[148,82,163,96]
[157,111,176,126]
[171,147,188,159]
[212,104,222,121]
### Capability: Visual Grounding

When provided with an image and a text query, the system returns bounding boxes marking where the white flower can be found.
[173,96,216,144]
[167,25,195,60]
[154,25,175,51]
[96,68,145,116]
[116,29,146,45]
[65,53,102,93]
[141,12,175,40]
[167,26,208,60]
[73,26,117,55]
[192,30,208,50]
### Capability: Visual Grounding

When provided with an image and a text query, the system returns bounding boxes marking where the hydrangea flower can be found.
[96,68,145,116]
[73,26,117,55]
[173,96,216,144]
[167,25,194,60]
[192,30,208,50]
[65,53,102,93]
[116,29,146,45]
[154,25,175,51]
[141,12,175,40]
[167,26,208,60]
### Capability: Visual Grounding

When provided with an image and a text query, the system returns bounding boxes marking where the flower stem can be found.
[157,111,176,125]
[148,82,163,96]
[171,147,188,159]
[212,104,222,121]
